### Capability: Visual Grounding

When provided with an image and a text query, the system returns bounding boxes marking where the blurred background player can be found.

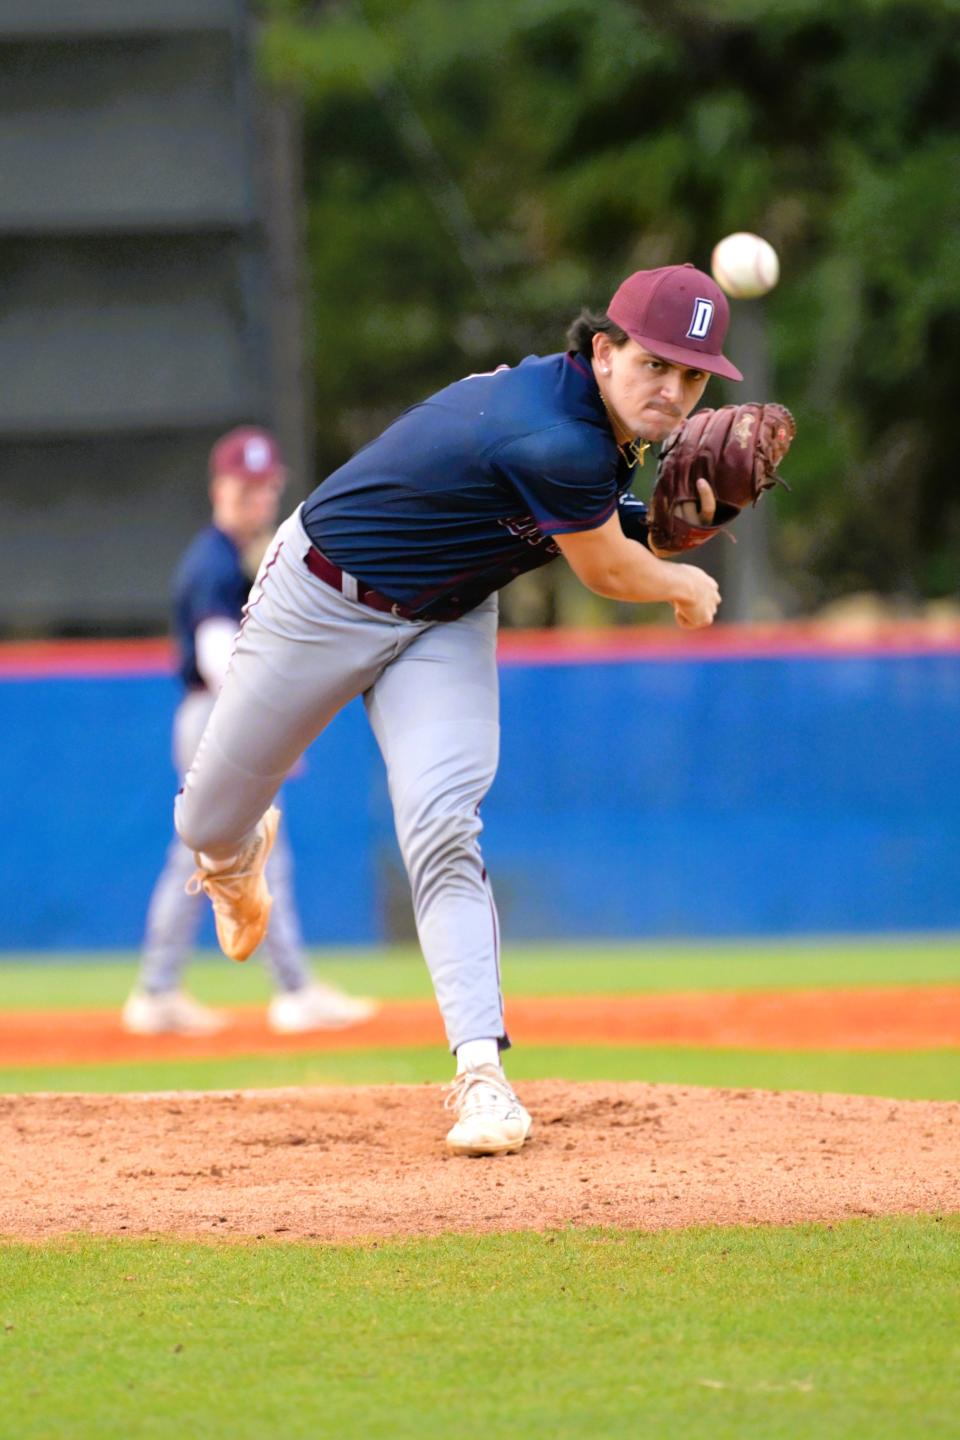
[123,426,376,1036]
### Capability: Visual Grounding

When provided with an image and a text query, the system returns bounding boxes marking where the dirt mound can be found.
[1,1081,957,1241]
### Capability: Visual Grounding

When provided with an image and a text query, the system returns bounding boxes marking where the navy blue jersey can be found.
[302,351,640,620]
[172,525,248,690]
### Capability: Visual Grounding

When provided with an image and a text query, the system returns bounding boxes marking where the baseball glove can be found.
[649,403,796,554]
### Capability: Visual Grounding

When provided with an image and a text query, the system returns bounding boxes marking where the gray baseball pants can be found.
[174,506,505,1052]
[138,689,311,995]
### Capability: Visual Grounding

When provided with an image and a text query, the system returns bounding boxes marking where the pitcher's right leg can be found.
[174,507,401,958]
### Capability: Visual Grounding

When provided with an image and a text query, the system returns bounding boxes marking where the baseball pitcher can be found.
[173,266,793,1152]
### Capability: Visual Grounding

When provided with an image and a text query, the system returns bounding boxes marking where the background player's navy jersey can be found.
[302,351,640,620]
[172,525,248,690]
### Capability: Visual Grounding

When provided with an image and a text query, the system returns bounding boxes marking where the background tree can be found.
[261,0,960,622]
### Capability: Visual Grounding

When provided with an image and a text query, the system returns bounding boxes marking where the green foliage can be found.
[257,0,958,612]
[3,1219,960,1437]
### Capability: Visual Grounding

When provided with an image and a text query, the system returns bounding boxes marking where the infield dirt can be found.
[2,1081,958,1242]
[4,985,960,1065]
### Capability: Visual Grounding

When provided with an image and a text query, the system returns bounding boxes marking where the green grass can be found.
[2,1217,959,1439]
[4,945,958,1437]
[3,937,959,1101]
[2,934,960,1010]
[4,1043,960,1101]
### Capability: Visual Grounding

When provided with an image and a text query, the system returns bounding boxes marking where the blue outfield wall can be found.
[2,639,960,948]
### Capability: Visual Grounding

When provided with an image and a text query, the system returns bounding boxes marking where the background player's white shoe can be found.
[444,1064,532,1156]
[122,988,228,1037]
[267,981,378,1033]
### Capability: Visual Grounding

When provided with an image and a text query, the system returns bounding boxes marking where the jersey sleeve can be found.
[188,567,241,627]
[493,422,619,537]
[179,540,246,633]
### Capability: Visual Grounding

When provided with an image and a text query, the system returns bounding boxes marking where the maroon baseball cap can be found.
[607,264,743,381]
[209,426,286,483]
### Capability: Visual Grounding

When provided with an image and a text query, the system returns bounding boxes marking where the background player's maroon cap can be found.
[209,426,286,483]
[607,264,743,381]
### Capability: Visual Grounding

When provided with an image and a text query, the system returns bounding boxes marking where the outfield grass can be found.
[3,938,960,1099]
[2,934,960,1009]
[4,1044,960,1101]
[2,1217,958,1439]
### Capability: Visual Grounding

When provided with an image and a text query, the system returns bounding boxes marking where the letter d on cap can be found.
[686,298,715,340]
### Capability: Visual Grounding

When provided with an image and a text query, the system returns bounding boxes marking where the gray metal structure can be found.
[0,0,310,634]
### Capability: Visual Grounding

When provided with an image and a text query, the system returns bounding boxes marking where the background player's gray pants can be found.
[175,507,505,1052]
[138,690,310,996]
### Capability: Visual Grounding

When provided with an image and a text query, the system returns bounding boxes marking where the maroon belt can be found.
[305,545,418,621]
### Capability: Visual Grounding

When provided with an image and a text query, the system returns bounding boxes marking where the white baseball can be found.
[711,232,780,299]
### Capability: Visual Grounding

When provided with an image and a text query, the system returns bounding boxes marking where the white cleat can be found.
[267,981,378,1034]
[186,807,280,962]
[121,989,229,1037]
[444,1064,533,1157]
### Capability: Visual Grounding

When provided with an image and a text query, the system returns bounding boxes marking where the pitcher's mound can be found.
[2,1081,958,1241]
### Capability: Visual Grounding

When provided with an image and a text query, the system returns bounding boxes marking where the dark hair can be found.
[565,308,629,359]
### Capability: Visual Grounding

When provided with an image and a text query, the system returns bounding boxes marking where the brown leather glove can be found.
[649,403,796,554]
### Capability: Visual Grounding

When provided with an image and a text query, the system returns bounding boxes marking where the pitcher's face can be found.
[594,337,710,442]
